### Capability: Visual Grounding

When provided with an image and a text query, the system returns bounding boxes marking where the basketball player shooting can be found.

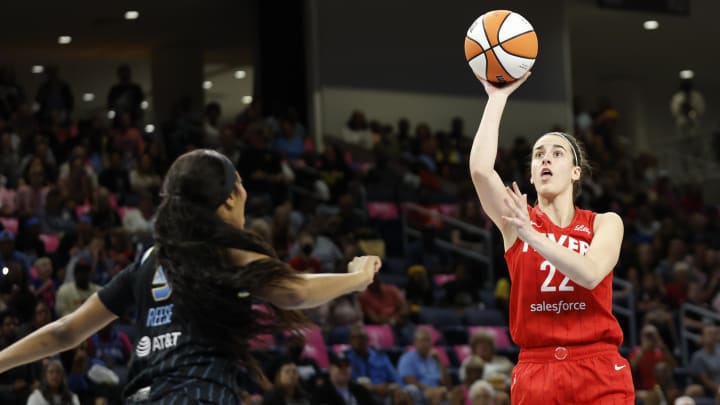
[469,72,635,404]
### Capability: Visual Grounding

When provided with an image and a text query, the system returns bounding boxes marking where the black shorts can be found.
[125,381,240,404]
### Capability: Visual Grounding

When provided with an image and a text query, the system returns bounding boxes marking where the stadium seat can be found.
[463,307,506,326]
[364,325,395,349]
[418,307,463,328]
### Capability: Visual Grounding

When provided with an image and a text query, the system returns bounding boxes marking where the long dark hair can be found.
[39,359,74,405]
[153,149,306,362]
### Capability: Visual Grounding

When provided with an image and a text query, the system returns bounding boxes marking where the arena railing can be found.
[612,277,637,349]
[401,202,494,288]
[679,303,720,366]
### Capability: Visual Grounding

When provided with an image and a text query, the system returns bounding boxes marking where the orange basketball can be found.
[464,10,538,84]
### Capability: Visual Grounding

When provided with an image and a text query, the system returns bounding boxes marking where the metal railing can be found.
[612,277,637,348]
[679,303,720,366]
[401,202,494,287]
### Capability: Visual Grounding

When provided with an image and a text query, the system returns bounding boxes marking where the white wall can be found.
[307,0,573,149]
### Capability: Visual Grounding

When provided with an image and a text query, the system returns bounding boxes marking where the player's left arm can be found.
[524,212,623,290]
[0,294,117,374]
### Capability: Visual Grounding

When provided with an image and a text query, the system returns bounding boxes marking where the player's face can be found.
[530,134,580,198]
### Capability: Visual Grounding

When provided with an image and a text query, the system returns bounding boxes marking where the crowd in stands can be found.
[0,61,719,405]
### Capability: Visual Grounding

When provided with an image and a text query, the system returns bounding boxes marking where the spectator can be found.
[17,301,52,339]
[262,361,313,405]
[316,144,353,204]
[341,111,372,150]
[0,134,20,192]
[16,161,50,219]
[59,155,93,211]
[287,232,322,273]
[203,102,222,148]
[86,323,132,384]
[40,188,77,234]
[237,127,292,206]
[466,380,494,405]
[98,151,131,204]
[0,261,36,323]
[397,328,451,405]
[35,65,73,123]
[630,323,677,392]
[313,352,377,405]
[57,145,98,191]
[288,227,343,274]
[336,194,368,239]
[18,137,56,184]
[450,355,484,405]
[55,259,100,317]
[29,257,56,311]
[129,153,162,195]
[689,324,720,396]
[15,216,46,259]
[110,112,145,163]
[121,192,156,238]
[89,188,121,232]
[0,231,32,274]
[0,66,25,120]
[345,325,400,402]
[325,294,363,332]
[107,64,144,126]
[358,276,408,327]
[0,311,35,405]
[282,333,320,386]
[215,125,241,167]
[274,114,305,162]
[405,265,434,307]
[459,331,514,386]
[26,359,80,405]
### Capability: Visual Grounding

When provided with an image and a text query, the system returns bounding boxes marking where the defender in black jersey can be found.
[0,150,381,404]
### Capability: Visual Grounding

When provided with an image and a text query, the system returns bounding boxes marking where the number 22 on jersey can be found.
[539,260,574,292]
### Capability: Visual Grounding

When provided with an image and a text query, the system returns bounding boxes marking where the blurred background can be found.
[0,1,718,404]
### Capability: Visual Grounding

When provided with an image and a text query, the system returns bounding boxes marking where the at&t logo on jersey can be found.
[136,332,182,357]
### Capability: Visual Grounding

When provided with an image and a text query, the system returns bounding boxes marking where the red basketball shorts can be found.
[510,342,634,404]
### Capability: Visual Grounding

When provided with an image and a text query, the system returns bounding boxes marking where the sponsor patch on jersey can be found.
[136,332,182,357]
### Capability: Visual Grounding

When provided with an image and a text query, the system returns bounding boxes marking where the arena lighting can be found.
[140,100,149,110]
[242,96,253,104]
[31,65,44,74]
[124,10,140,20]
[203,81,213,90]
[643,20,659,30]
[234,70,247,79]
[145,124,155,133]
[58,35,72,44]
[2,267,8,276]
[82,93,95,102]
[679,70,694,80]
[107,110,116,119]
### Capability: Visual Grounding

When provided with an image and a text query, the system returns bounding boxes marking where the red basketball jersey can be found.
[504,206,623,348]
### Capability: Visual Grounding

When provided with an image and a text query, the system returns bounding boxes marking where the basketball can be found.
[464,10,538,84]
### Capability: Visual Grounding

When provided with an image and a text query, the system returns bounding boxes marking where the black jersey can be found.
[98,247,242,403]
